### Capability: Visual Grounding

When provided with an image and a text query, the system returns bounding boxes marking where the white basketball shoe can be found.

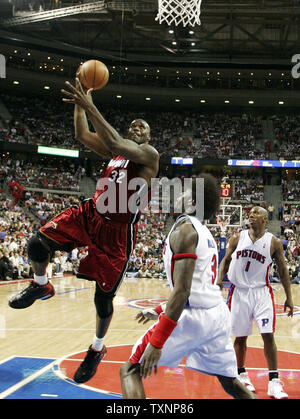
[237,372,256,392]
[267,378,288,399]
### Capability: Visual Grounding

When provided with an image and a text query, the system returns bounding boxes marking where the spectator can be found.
[0,250,13,281]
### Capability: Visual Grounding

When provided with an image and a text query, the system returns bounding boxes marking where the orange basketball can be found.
[78,60,109,90]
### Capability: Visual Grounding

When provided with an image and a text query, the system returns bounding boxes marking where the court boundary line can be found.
[0,358,56,399]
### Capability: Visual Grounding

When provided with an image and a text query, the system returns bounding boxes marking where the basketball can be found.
[78,59,109,91]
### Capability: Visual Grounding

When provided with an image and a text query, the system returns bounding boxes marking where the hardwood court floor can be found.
[0,275,299,399]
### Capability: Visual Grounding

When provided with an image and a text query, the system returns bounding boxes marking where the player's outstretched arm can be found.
[271,237,294,317]
[140,222,197,379]
[164,223,197,322]
[217,233,239,290]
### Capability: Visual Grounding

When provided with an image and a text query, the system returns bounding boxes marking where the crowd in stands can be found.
[1,93,268,160]
[3,93,300,162]
[272,115,300,161]
[0,156,84,193]
[126,213,167,280]
[282,179,299,202]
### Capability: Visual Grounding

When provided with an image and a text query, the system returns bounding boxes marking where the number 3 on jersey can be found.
[211,254,217,284]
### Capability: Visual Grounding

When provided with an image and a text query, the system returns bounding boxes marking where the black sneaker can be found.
[8,281,55,309]
[73,345,107,383]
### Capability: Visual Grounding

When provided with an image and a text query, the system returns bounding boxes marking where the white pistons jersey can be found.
[163,215,223,309]
[228,229,274,289]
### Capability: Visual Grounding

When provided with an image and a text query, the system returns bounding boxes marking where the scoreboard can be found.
[220,182,233,198]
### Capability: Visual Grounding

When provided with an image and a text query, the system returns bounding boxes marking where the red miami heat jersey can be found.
[163,214,223,309]
[228,229,274,288]
[92,155,147,224]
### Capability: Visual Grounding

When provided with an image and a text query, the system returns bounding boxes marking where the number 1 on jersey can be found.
[245,261,251,272]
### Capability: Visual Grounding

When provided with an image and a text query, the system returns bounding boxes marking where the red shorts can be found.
[39,199,138,295]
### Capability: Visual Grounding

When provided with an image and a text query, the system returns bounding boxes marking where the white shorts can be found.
[227,285,275,337]
[129,301,237,378]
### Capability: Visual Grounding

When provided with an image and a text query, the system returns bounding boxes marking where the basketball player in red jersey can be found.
[217,206,294,399]
[8,77,159,384]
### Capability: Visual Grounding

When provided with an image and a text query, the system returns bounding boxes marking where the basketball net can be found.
[155,0,202,27]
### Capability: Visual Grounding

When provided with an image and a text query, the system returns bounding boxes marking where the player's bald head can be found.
[249,206,268,223]
[257,206,268,220]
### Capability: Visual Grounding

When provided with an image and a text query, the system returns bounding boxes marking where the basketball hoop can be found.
[155,0,203,27]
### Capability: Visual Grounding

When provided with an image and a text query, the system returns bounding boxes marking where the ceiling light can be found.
[145,97,151,101]
[278,101,284,105]
[172,41,177,45]
[175,99,180,102]
[13,81,19,85]
[225,100,230,104]
[200,100,206,103]
[191,42,195,46]
[116,95,122,98]
[44,86,50,90]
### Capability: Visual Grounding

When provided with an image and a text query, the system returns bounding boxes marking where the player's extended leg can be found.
[217,375,257,399]
[73,284,113,383]
[120,361,146,399]
[8,235,55,309]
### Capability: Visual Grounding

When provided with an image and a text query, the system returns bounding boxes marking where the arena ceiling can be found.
[1,0,300,68]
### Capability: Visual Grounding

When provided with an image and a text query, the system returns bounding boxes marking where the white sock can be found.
[92,335,104,352]
[33,274,48,286]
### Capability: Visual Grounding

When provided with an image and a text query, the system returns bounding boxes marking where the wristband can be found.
[150,314,177,349]
[155,305,163,315]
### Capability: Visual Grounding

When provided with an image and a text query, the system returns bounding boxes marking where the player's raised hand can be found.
[61,78,93,109]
